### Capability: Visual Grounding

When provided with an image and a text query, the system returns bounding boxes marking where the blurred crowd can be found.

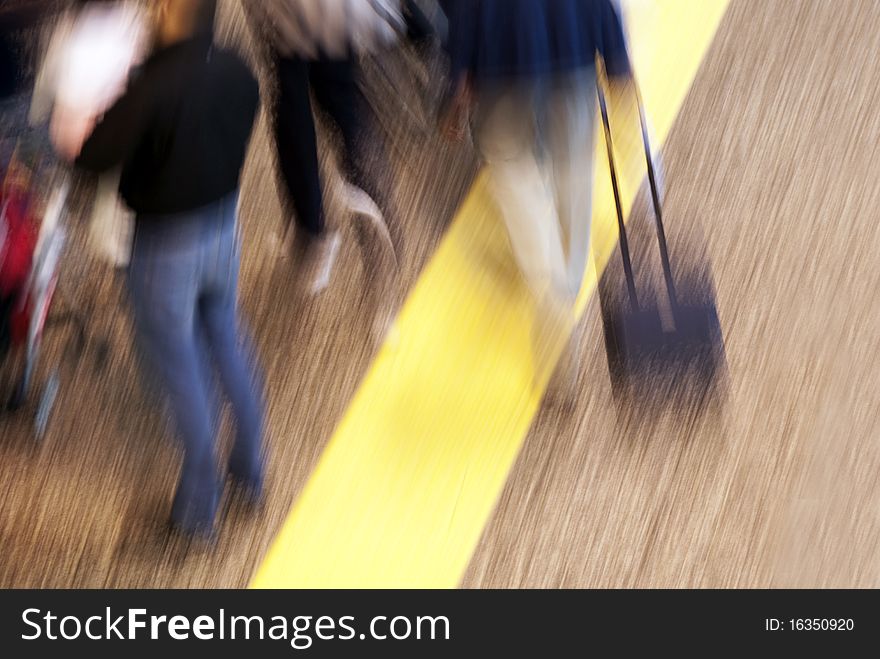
[0,0,633,542]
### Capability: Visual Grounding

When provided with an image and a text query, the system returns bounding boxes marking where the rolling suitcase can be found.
[597,74,724,393]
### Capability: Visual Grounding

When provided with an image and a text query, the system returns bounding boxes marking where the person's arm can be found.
[598,0,631,79]
[439,0,476,140]
[72,73,153,173]
[442,0,475,83]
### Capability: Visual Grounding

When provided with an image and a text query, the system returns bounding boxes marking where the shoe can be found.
[227,476,266,517]
[343,183,400,341]
[167,516,217,539]
[531,292,580,409]
[544,331,581,411]
[166,518,218,554]
[343,183,397,269]
[227,457,265,507]
[294,230,342,296]
[166,508,218,548]
[169,477,221,540]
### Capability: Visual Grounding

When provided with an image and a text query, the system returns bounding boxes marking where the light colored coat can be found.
[243,0,404,60]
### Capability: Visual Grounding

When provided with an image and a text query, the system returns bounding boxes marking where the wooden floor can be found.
[1,0,877,588]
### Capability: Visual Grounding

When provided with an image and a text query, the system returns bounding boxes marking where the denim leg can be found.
[544,69,597,300]
[475,84,568,300]
[128,241,221,532]
[196,318,222,438]
[199,218,265,490]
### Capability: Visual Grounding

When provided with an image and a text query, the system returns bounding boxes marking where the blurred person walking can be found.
[442,0,631,397]
[55,0,266,539]
[243,0,402,295]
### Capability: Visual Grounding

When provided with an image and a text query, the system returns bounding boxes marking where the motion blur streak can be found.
[251,0,730,588]
[4,0,879,590]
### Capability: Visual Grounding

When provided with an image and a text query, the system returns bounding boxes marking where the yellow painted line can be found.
[251,0,731,589]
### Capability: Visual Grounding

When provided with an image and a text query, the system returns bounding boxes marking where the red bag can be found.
[1,184,38,346]
[0,186,38,298]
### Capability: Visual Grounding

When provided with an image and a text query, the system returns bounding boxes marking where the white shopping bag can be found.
[32,2,147,266]
[55,3,150,119]
[90,169,134,268]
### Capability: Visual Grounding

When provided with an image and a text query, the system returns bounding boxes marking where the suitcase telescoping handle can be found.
[596,64,680,317]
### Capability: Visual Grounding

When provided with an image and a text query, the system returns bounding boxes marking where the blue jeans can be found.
[128,192,265,532]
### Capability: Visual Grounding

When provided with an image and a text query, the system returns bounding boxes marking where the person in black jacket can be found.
[57,0,266,539]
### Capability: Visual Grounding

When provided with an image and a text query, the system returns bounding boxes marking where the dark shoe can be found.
[531,292,581,410]
[227,478,266,519]
[170,483,220,540]
[166,516,218,552]
[229,470,263,502]
[228,455,265,505]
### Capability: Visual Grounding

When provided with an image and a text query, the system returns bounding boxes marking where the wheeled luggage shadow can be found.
[595,70,727,417]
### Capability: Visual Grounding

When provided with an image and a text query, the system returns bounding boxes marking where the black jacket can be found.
[77,34,259,218]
